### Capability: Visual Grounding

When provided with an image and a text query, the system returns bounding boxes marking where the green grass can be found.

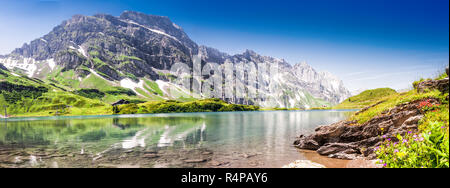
[0,70,44,87]
[74,89,105,99]
[125,72,138,81]
[79,73,115,91]
[412,71,448,89]
[334,88,397,109]
[92,57,108,69]
[303,92,332,108]
[350,89,443,124]
[1,91,111,117]
[89,50,100,57]
[1,67,258,118]
[166,87,192,99]
[144,79,164,96]
[118,55,143,61]
[340,75,449,168]
[1,70,135,117]
[436,72,448,80]
[135,88,152,98]
[375,102,449,168]
[46,68,81,90]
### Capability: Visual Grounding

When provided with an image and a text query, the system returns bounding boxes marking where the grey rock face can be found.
[293,62,352,104]
[417,78,449,94]
[0,63,7,71]
[197,47,352,106]
[7,12,196,77]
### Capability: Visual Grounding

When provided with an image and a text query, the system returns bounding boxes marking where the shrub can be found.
[115,103,139,114]
[0,81,48,103]
[113,98,260,114]
[74,89,105,99]
[436,72,448,80]
[105,87,136,96]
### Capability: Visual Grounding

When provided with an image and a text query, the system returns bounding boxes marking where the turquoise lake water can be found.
[0,110,355,168]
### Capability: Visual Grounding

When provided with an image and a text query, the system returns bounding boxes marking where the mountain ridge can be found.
[0,11,351,108]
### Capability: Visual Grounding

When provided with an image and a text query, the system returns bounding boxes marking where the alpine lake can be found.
[0,110,356,168]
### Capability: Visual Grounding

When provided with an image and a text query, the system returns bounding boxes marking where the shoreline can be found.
[1,109,358,121]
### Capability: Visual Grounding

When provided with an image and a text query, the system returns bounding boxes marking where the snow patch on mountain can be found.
[120,78,147,97]
[47,59,56,70]
[78,46,88,58]
[0,57,38,77]
[89,69,116,86]
[120,78,144,90]
[122,19,181,44]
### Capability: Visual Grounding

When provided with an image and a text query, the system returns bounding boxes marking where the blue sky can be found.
[0,0,448,92]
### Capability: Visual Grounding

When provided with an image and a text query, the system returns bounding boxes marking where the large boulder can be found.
[417,78,449,93]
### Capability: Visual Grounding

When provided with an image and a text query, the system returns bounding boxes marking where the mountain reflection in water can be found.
[0,110,355,168]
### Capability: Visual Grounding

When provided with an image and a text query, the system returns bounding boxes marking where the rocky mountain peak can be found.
[0,11,353,108]
[120,11,172,24]
[243,49,258,57]
[297,61,309,67]
[294,61,315,71]
[198,46,230,64]
[119,11,187,40]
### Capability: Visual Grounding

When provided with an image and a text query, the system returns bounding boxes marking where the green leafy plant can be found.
[375,104,449,168]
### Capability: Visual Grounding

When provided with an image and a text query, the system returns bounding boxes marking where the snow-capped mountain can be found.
[0,11,351,108]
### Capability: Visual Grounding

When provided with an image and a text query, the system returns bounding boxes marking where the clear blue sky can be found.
[0,0,448,92]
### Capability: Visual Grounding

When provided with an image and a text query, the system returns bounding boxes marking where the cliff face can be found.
[293,62,351,104]
[0,11,351,108]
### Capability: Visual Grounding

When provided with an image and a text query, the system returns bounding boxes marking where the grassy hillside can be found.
[350,89,444,124]
[1,69,260,117]
[346,72,449,168]
[113,98,260,114]
[0,69,115,117]
[334,88,398,109]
